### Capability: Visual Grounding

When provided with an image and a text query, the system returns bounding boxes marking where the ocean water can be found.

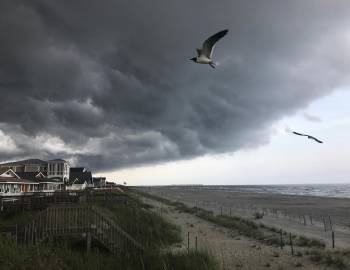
[173,184,350,199]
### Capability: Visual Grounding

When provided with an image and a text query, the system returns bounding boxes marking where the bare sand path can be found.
[141,196,322,270]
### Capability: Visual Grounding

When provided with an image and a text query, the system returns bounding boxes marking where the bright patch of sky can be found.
[101,89,350,186]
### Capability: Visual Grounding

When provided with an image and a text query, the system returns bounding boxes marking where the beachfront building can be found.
[0,159,99,194]
[0,159,48,173]
[0,169,38,195]
[16,172,64,192]
[66,167,93,190]
[0,168,65,196]
[37,178,64,192]
[0,158,71,183]
[106,181,117,188]
[47,159,70,183]
[92,177,106,188]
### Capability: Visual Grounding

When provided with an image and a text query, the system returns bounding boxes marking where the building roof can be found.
[93,177,106,181]
[0,176,37,184]
[0,168,20,178]
[0,168,10,174]
[93,177,106,185]
[12,172,63,184]
[15,172,47,182]
[70,167,86,173]
[106,181,117,187]
[48,159,68,163]
[69,171,92,185]
[0,159,47,166]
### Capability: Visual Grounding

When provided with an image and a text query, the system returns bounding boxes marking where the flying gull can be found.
[292,131,323,144]
[190,29,228,68]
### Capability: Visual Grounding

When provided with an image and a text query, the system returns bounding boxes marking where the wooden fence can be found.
[0,190,128,215]
[1,205,143,254]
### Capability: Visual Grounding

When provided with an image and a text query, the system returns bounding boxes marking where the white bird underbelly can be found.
[197,55,211,64]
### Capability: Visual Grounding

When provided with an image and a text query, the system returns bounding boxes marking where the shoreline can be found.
[133,184,350,199]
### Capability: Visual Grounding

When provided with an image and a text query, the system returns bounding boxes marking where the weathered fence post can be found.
[24,225,27,246]
[289,233,294,255]
[195,236,198,252]
[323,217,327,232]
[332,231,335,249]
[15,224,18,246]
[329,216,333,231]
[303,215,306,226]
[280,230,284,250]
[309,214,313,225]
[86,232,91,254]
[31,220,35,245]
[187,231,190,254]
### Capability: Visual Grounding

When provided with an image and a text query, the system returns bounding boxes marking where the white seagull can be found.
[190,29,228,68]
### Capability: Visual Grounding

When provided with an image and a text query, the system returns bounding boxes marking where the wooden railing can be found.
[5,205,143,254]
[0,190,128,214]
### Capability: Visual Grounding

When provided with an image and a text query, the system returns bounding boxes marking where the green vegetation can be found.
[96,195,182,249]
[296,235,325,249]
[0,235,218,270]
[0,210,39,227]
[306,249,347,269]
[0,191,219,270]
[254,211,264,219]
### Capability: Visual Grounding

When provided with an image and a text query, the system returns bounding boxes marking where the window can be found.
[58,163,63,175]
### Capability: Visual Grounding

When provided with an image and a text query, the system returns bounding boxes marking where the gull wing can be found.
[292,131,307,136]
[308,136,323,144]
[201,29,228,58]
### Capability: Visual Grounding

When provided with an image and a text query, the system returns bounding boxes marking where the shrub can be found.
[307,249,347,270]
[295,236,325,249]
[254,212,264,219]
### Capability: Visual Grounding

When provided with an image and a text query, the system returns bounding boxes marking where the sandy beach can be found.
[138,186,350,250]
[140,190,324,270]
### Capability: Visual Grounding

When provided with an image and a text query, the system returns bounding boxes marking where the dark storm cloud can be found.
[1,0,350,171]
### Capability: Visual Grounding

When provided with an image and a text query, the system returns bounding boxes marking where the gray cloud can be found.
[1,0,350,172]
[303,112,322,123]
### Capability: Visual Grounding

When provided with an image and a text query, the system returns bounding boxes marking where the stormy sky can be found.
[1,0,350,179]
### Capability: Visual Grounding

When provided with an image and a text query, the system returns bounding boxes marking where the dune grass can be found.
[0,191,219,270]
[0,235,218,270]
[305,249,347,269]
[96,194,182,249]
[135,189,350,269]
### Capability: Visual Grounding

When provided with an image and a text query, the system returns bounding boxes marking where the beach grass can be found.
[305,249,347,269]
[95,194,182,249]
[0,235,218,270]
[0,191,219,270]
[135,189,350,269]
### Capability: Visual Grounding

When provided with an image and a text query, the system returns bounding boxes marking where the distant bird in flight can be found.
[292,131,323,144]
[190,29,228,68]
